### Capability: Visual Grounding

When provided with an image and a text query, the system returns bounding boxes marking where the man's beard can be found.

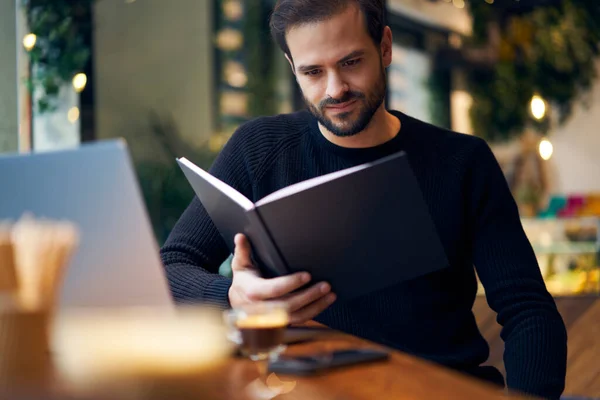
[304,68,387,137]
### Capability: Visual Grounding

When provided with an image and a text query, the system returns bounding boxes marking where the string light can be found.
[225,61,248,88]
[23,34,36,51]
[223,0,243,21]
[216,28,243,51]
[72,73,87,93]
[68,107,80,123]
[539,139,554,161]
[530,95,546,120]
[452,0,465,9]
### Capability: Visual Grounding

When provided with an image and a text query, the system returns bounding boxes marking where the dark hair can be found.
[269,0,386,60]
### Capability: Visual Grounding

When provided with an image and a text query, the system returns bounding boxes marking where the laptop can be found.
[0,140,341,347]
[0,139,173,308]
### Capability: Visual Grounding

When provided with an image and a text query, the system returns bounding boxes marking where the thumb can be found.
[231,234,257,273]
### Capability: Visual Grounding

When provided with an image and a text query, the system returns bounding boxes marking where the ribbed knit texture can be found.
[160,109,567,399]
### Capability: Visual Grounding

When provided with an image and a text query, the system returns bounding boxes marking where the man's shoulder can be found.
[396,111,490,161]
[401,112,484,145]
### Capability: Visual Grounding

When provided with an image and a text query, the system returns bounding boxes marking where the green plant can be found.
[132,112,218,245]
[464,0,600,141]
[22,0,94,113]
[132,113,233,276]
[244,0,279,118]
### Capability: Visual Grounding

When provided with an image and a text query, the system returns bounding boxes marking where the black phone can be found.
[268,348,390,376]
[283,326,335,344]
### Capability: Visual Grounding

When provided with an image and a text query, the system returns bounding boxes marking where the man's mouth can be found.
[326,99,357,112]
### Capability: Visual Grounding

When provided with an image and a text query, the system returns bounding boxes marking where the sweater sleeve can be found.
[160,125,255,309]
[468,139,567,399]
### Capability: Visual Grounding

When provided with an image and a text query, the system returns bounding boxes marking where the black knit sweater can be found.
[160,110,567,399]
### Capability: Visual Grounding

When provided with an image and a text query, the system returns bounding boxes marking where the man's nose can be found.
[325,72,349,100]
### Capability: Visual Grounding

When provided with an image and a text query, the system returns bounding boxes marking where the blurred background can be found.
[1,0,600,295]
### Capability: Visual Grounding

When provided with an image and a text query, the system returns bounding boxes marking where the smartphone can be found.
[268,348,390,376]
[283,326,335,344]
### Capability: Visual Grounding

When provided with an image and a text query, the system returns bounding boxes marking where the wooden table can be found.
[6,323,528,400]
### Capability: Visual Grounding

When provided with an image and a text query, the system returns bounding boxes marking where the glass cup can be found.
[224,301,290,373]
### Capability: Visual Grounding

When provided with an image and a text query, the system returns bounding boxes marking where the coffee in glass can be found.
[224,301,289,362]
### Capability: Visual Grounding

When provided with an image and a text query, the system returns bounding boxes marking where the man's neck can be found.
[317,106,401,149]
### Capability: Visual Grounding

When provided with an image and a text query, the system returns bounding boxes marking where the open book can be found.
[177,151,448,301]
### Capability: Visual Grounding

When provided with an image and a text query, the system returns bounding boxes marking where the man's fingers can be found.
[246,272,311,301]
[230,233,314,303]
[283,282,331,312]
[290,293,336,324]
[231,234,254,272]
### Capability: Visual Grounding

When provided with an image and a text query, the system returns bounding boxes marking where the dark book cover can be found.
[177,151,448,301]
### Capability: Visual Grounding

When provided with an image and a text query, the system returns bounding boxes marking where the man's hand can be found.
[228,234,336,324]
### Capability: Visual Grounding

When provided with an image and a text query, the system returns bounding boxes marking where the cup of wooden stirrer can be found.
[0,216,79,390]
[0,226,17,295]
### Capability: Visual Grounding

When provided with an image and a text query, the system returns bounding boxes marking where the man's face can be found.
[285,5,392,137]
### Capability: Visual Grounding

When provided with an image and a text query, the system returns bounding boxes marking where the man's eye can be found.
[304,69,321,76]
[343,59,361,67]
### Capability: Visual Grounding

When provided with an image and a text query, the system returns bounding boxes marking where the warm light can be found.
[266,373,297,394]
[22,34,36,51]
[72,73,87,93]
[220,91,248,117]
[246,373,298,398]
[485,0,494,4]
[539,139,554,161]
[225,61,248,88]
[52,307,232,382]
[452,0,465,8]
[530,95,546,120]
[216,28,244,51]
[68,107,80,123]
[223,0,243,21]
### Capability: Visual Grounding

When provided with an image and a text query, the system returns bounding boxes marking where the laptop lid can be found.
[0,139,173,308]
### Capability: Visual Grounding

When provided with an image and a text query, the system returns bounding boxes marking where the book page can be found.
[255,163,371,207]
[177,158,254,211]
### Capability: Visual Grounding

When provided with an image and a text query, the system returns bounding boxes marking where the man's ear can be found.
[380,26,393,68]
[285,54,296,76]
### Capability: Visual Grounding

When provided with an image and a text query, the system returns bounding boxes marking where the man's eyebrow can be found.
[337,50,365,64]
[296,50,366,73]
[296,63,321,74]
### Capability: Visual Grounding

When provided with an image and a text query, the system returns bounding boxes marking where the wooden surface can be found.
[4,322,528,400]
[564,299,600,396]
[473,295,600,398]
